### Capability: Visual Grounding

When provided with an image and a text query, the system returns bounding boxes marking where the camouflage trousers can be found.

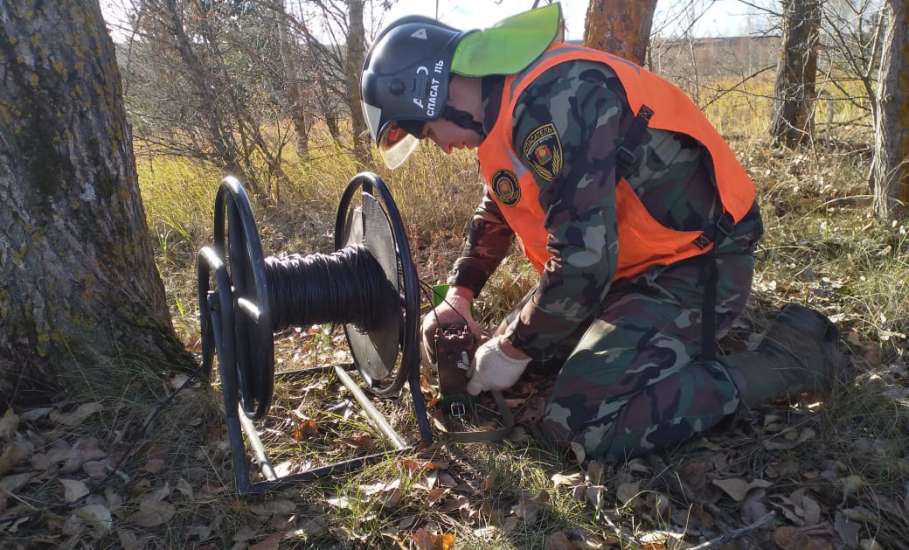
[496,252,754,461]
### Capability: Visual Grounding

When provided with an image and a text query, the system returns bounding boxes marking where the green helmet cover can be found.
[451,3,562,77]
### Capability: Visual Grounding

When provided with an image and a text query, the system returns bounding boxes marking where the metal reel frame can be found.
[197,172,431,496]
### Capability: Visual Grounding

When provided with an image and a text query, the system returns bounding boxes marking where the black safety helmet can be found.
[361,15,477,168]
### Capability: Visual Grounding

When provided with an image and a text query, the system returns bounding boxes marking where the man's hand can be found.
[466,336,531,395]
[421,286,482,363]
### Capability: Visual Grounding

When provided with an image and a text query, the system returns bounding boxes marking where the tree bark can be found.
[273,0,310,157]
[0,0,190,401]
[769,0,822,148]
[871,0,909,221]
[346,0,369,164]
[583,0,657,65]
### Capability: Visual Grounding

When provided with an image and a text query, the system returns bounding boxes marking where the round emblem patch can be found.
[492,170,521,206]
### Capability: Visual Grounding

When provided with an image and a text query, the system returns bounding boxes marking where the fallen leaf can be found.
[0,472,34,493]
[76,504,112,537]
[169,373,190,390]
[285,516,327,540]
[627,458,651,474]
[50,403,103,427]
[426,487,447,506]
[860,539,883,550]
[339,432,374,448]
[712,478,772,502]
[0,442,29,476]
[326,495,351,509]
[742,491,770,524]
[773,525,834,550]
[105,487,124,512]
[143,458,165,474]
[250,533,283,550]
[188,524,212,541]
[233,526,258,542]
[83,460,108,480]
[801,495,822,525]
[545,530,581,550]
[678,460,715,503]
[176,478,193,499]
[61,479,90,503]
[131,495,175,528]
[412,528,455,550]
[840,475,865,502]
[551,472,582,488]
[841,506,876,523]
[118,529,141,550]
[361,478,401,496]
[250,499,296,517]
[834,512,860,548]
[0,409,19,440]
[62,512,85,536]
[291,418,318,442]
[513,490,550,523]
[617,481,641,505]
[436,494,470,514]
[20,408,51,421]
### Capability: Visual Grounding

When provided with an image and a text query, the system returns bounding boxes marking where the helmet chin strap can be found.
[442,105,486,137]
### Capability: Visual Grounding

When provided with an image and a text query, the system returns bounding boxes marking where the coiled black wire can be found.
[264,244,398,332]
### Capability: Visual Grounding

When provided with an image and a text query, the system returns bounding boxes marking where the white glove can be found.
[466,336,531,395]
[421,292,482,363]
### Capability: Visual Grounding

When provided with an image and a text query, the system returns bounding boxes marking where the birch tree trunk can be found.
[0,0,190,401]
[346,0,369,164]
[769,0,822,147]
[871,0,909,221]
[583,0,658,65]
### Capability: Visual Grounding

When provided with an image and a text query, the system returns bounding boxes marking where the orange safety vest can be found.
[477,42,756,280]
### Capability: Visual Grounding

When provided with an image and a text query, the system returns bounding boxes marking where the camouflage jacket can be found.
[448,60,763,359]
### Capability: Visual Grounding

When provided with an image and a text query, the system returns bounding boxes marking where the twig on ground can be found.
[599,509,639,546]
[687,511,775,550]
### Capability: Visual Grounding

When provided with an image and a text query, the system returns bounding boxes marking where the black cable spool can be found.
[198,172,421,420]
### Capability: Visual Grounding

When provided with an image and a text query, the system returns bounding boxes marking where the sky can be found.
[101,0,773,42]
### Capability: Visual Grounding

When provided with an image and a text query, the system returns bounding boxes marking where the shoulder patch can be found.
[491,169,521,206]
[521,123,563,182]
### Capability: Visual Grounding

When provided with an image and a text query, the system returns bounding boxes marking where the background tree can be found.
[769,0,823,147]
[125,0,293,198]
[870,0,908,220]
[0,0,190,401]
[347,0,370,164]
[583,0,658,65]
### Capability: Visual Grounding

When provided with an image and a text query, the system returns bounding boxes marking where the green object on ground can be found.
[451,3,562,77]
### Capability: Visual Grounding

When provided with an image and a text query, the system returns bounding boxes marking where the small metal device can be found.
[432,324,478,420]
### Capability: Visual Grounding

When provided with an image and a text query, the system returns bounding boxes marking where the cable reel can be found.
[197,172,431,495]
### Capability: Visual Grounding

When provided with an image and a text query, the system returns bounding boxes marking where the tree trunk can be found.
[583,0,657,65]
[769,0,822,148]
[346,0,369,164]
[871,0,909,221]
[0,0,190,402]
[273,0,310,157]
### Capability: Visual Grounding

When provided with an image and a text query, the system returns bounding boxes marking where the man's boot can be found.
[723,304,846,408]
